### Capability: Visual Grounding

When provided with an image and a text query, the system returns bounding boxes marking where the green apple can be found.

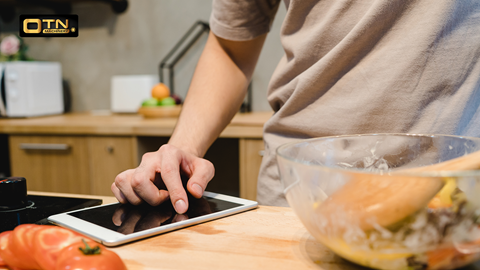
[158,97,176,106]
[142,97,159,107]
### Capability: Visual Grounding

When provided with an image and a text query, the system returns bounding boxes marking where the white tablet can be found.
[48,191,257,246]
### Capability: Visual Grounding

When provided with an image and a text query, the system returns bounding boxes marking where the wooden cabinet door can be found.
[239,139,264,201]
[88,136,137,196]
[9,135,90,194]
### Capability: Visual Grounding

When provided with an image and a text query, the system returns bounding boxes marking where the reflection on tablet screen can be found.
[68,195,242,235]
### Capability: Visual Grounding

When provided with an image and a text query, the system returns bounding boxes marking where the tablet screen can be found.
[68,195,241,235]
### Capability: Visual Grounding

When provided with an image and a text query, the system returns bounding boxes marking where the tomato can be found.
[0,231,9,267]
[0,231,27,269]
[8,224,44,269]
[33,226,85,270]
[55,239,127,270]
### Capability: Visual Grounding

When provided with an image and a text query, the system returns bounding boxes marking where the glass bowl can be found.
[277,134,480,270]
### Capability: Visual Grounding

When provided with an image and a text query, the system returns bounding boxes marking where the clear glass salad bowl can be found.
[277,134,480,270]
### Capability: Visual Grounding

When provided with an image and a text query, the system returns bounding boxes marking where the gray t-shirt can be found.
[210,0,480,206]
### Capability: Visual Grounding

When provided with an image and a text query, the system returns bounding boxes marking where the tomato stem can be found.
[79,238,102,255]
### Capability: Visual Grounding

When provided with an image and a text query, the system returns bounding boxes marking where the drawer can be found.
[9,135,90,194]
[88,136,137,195]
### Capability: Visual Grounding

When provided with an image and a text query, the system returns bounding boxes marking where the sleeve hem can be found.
[209,13,272,41]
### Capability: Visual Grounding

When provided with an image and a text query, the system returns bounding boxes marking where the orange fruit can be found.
[151,83,170,99]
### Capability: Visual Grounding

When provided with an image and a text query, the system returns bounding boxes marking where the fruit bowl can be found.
[138,82,182,118]
[277,134,480,269]
[137,105,182,118]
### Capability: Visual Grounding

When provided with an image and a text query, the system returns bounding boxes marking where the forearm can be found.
[113,33,266,210]
[168,32,266,157]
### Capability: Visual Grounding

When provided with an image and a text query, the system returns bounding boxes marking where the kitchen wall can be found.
[0,0,286,112]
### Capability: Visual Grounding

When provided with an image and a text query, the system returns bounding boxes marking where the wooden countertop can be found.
[113,205,365,270]
[0,192,362,270]
[0,111,273,138]
[3,192,480,270]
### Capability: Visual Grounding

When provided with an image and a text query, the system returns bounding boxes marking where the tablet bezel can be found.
[48,191,258,246]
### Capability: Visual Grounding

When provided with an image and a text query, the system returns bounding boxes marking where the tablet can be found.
[48,191,257,246]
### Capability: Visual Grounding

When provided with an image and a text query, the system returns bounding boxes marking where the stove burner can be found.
[0,177,103,232]
[0,195,102,232]
[0,201,35,213]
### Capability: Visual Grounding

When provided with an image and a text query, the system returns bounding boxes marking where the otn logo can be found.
[19,15,78,37]
[23,18,70,34]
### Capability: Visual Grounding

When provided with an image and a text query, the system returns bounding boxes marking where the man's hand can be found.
[111,144,215,214]
[111,32,265,215]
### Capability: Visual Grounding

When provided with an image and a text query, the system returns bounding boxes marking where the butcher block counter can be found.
[5,192,478,270]
[0,192,368,270]
[0,112,272,200]
[112,206,361,270]
[0,111,271,137]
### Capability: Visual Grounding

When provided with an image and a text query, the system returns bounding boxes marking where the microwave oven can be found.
[0,61,64,117]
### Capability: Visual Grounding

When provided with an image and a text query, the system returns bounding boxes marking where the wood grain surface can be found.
[111,206,368,270]
[9,136,138,196]
[239,138,264,201]
[0,111,272,138]
[10,135,91,194]
[37,192,367,270]
[87,136,138,195]
[2,192,480,270]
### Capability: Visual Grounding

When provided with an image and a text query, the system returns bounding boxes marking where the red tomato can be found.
[9,224,44,269]
[9,266,28,270]
[0,231,26,269]
[33,226,85,270]
[55,240,127,270]
[0,231,9,267]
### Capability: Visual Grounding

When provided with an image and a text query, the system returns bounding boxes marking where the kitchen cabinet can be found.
[10,135,91,194]
[239,138,264,201]
[9,135,137,195]
[0,112,271,198]
[87,136,137,195]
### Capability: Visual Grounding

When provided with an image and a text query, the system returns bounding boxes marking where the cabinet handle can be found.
[19,143,70,151]
[106,146,114,154]
[258,150,265,157]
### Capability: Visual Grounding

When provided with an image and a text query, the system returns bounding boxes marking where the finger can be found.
[185,158,215,198]
[159,145,189,214]
[113,169,143,205]
[111,182,127,204]
[131,152,170,206]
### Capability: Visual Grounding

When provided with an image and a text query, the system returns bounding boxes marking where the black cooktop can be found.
[0,195,102,232]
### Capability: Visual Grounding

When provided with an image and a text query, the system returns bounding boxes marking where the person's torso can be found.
[266,0,480,139]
